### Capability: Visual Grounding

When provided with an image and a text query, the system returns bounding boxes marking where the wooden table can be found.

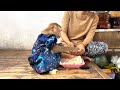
[0,50,112,79]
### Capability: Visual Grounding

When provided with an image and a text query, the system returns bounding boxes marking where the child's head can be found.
[42,23,61,38]
[48,23,61,38]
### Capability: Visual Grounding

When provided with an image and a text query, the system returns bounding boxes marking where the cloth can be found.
[28,34,61,74]
[84,41,108,58]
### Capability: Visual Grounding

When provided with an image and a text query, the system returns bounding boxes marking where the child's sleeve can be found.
[45,36,57,50]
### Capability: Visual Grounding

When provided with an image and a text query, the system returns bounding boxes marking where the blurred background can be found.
[0,11,64,50]
[0,11,120,50]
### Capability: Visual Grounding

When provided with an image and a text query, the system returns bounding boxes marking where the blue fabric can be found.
[28,34,61,74]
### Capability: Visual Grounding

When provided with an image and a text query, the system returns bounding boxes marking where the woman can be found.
[60,11,108,60]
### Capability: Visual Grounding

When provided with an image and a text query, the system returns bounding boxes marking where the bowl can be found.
[60,56,85,68]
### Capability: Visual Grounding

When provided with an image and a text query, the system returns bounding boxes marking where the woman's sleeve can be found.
[82,14,99,46]
[61,11,70,33]
[45,36,57,50]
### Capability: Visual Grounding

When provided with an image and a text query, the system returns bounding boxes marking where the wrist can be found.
[81,43,85,47]
[78,43,85,47]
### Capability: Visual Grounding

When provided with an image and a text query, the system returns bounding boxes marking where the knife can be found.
[51,45,78,53]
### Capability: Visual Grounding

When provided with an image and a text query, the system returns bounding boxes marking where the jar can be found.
[113,17,120,28]
[97,11,111,29]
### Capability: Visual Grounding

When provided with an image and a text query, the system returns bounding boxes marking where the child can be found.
[28,22,86,74]
[28,23,62,74]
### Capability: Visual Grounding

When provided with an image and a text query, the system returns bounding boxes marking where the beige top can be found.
[61,11,99,46]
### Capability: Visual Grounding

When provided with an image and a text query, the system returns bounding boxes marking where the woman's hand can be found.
[76,43,85,55]
[67,41,74,47]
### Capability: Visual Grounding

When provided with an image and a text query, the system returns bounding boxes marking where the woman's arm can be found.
[82,14,99,46]
[60,31,74,47]
[77,13,99,55]
[61,11,74,47]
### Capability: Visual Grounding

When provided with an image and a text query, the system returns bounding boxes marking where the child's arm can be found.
[45,36,57,50]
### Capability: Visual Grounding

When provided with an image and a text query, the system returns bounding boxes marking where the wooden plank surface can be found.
[94,31,120,49]
[88,62,112,79]
[0,50,111,79]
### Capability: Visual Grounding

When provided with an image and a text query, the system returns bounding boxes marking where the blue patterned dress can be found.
[28,34,61,74]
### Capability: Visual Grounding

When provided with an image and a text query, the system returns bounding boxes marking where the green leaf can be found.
[108,63,115,67]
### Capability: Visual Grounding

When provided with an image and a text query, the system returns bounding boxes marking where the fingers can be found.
[67,42,74,47]
[78,47,85,55]
[80,49,85,55]
[68,47,85,56]
[69,51,80,56]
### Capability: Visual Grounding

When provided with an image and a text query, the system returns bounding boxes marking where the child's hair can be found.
[49,23,61,28]
[42,23,61,34]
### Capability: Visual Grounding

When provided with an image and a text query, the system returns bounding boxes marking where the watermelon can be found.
[92,55,109,68]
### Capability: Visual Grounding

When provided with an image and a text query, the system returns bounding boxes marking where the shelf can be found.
[110,16,120,18]
[96,29,120,32]
[94,29,120,49]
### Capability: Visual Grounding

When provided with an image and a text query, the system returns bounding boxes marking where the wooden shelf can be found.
[96,29,120,32]
[94,29,120,49]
